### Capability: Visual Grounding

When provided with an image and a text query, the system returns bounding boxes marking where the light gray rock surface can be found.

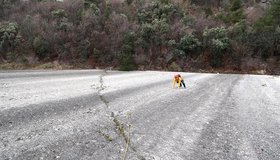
[0,70,279,160]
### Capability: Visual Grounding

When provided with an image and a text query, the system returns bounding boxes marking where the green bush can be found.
[180,34,201,52]
[228,20,248,39]
[181,14,195,27]
[168,62,182,71]
[78,39,91,61]
[137,0,181,24]
[141,23,154,42]
[151,18,169,46]
[217,0,244,24]
[136,0,183,54]
[21,15,35,44]
[209,38,230,67]
[230,0,242,12]
[119,32,137,71]
[84,0,100,9]
[126,0,134,5]
[104,1,112,20]
[175,34,202,56]
[203,7,213,17]
[203,27,230,67]
[255,0,280,31]
[119,53,137,71]
[252,0,280,58]
[140,18,169,46]
[51,9,67,19]
[89,3,101,16]
[229,0,245,23]
[229,9,245,23]
[203,27,227,45]
[0,0,17,18]
[0,22,19,55]
[6,52,17,62]
[243,32,280,59]
[57,18,74,32]
[33,36,49,60]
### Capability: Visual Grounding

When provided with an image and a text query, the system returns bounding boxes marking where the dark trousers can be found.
[180,80,186,88]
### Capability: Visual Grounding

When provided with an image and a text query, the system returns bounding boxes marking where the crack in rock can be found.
[97,70,132,159]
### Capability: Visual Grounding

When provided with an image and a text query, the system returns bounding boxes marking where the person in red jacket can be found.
[173,74,186,88]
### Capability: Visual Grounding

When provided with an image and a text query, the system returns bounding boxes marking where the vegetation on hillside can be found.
[0,0,279,74]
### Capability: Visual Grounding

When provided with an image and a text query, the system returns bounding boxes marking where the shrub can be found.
[0,0,17,19]
[243,31,280,59]
[51,9,67,19]
[140,18,169,47]
[82,4,101,26]
[181,14,195,27]
[78,39,91,61]
[203,27,230,67]
[217,0,245,24]
[151,18,169,46]
[89,3,101,15]
[119,32,137,71]
[168,62,182,71]
[57,18,74,32]
[228,20,248,39]
[203,27,227,45]
[125,0,134,5]
[104,1,112,20]
[5,52,17,62]
[119,53,137,71]
[0,22,18,50]
[137,0,181,24]
[33,36,49,60]
[174,34,202,57]
[229,9,245,23]
[191,0,222,7]
[84,0,100,9]
[210,38,230,67]
[20,15,35,44]
[203,7,213,17]
[180,34,201,52]
[255,0,280,31]
[230,0,242,12]
[0,22,20,56]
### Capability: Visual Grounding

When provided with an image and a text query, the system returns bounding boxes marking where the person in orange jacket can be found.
[173,74,186,88]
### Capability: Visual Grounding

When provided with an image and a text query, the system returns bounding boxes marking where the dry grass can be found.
[0,62,75,70]
[0,63,29,70]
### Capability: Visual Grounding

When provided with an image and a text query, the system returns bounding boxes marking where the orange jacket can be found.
[173,77,183,88]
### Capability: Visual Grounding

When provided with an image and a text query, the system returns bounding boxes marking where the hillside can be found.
[0,0,279,74]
